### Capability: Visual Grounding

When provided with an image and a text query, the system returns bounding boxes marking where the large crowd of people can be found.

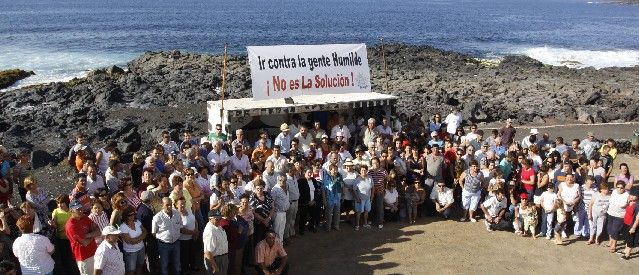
[0,107,638,275]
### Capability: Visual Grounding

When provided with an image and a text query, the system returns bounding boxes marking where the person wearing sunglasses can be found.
[430,182,453,219]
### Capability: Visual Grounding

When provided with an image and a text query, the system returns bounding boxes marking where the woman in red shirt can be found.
[520,159,536,200]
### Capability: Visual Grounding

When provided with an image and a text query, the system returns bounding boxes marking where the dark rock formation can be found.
[0,69,35,89]
[1,44,638,166]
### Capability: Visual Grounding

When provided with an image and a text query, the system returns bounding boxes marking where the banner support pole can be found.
[220,43,228,130]
[380,37,389,91]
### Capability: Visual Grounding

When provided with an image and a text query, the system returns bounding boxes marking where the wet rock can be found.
[0,69,35,89]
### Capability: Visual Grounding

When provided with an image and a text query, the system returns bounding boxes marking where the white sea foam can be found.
[517,46,639,69]
[0,47,134,91]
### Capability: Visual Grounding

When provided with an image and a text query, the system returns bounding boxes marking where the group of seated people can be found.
[0,108,638,275]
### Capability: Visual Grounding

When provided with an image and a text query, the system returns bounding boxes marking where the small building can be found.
[207,92,398,139]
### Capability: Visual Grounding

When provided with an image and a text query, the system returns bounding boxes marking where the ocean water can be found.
[1,0,638,89]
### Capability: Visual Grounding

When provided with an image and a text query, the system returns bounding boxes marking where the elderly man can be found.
[136,190,160,273]
[580,131,600,160]
[152,197,183,275]
[271,175,290,240]
[275,124,292,155]
[375,117,393,141]
[284,166,300,242]
[252,138,273,164]
[255,230,289,275]
[203,209,229,275]
[294,125,313,152]
[231,129,251,152]
[330,116,351,142]
[94,226,125,275]
[360,118,379,146]
[65,199,100,275]
[262,160,279,192]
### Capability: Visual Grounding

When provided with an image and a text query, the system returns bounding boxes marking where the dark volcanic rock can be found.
[1,44,639,164]
[0,69,35,89]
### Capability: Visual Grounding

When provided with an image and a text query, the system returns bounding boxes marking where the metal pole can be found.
[220,43,228,130]
[381,37,389,91]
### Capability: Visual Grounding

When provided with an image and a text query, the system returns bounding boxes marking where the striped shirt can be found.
[88,212,110,244]
[368,169,387,195]
[580,186,597,209]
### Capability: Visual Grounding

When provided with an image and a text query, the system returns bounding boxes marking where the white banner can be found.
[247,44,371,101]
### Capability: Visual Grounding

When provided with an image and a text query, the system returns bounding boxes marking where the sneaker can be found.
[460,217,467,222]
[535,233,545,238]
[354,226,360,231]
[484,221,493,231]
[378,224,384,229]
[470,218,477,223]
[546,235,552,240]
[561,231,567,238]
[363,224,371,229]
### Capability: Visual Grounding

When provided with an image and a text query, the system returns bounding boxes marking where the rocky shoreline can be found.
[0,69,34,90]
[1,44,639,167]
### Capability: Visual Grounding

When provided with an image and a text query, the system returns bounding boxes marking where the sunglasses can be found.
[216,128,222,131]
[438,185,445,187]
[185,174,194,176]
[163,135,170,138]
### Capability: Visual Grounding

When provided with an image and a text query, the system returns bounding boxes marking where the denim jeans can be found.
[157,240,180,275]
[540,211,554,237]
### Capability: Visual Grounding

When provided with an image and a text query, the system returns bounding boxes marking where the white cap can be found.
[102,225,121,236]
[530,129,539,135]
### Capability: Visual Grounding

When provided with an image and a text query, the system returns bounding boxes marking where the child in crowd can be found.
[405,181,420,224]
[518,194,538,238]
[538,183,557,239]
[588,182,610,245]
[88,202,109,244]
[554,199,567,245]
[574,176,596,238]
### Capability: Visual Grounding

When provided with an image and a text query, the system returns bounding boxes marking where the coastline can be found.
[1,44,638,165]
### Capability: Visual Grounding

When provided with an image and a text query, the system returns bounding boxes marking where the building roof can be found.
[208,92,397,117]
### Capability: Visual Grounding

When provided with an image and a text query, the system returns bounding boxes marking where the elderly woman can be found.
[12,215,55,275]
[250,180,275,244]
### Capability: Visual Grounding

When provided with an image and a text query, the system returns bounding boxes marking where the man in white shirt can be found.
[203,209,229,275]
[444,107,462,136]
[94,226,125,275]
[207,141,230,176]
[521,129,539,149]
[229,146,250,177]
[262,160,279,191]
[274,123,292,155]
[294,125,314,152]
[480,189,508,231]
[266,146,287,175]
[331,116,351,142]
[152,197,183,275]
[375,117,393,141]
[430,182,454,219]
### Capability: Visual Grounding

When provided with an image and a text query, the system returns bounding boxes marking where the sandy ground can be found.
[285,153,639,274]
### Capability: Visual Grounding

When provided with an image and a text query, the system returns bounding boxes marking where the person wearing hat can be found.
[275,123,292,155]
[65,199,100,275]
[517,193,539,238]
[428,131,443,148]
[152,197,183,275]
[498,118,516,146]
[93,226,125,275]
[203,209,229,274]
